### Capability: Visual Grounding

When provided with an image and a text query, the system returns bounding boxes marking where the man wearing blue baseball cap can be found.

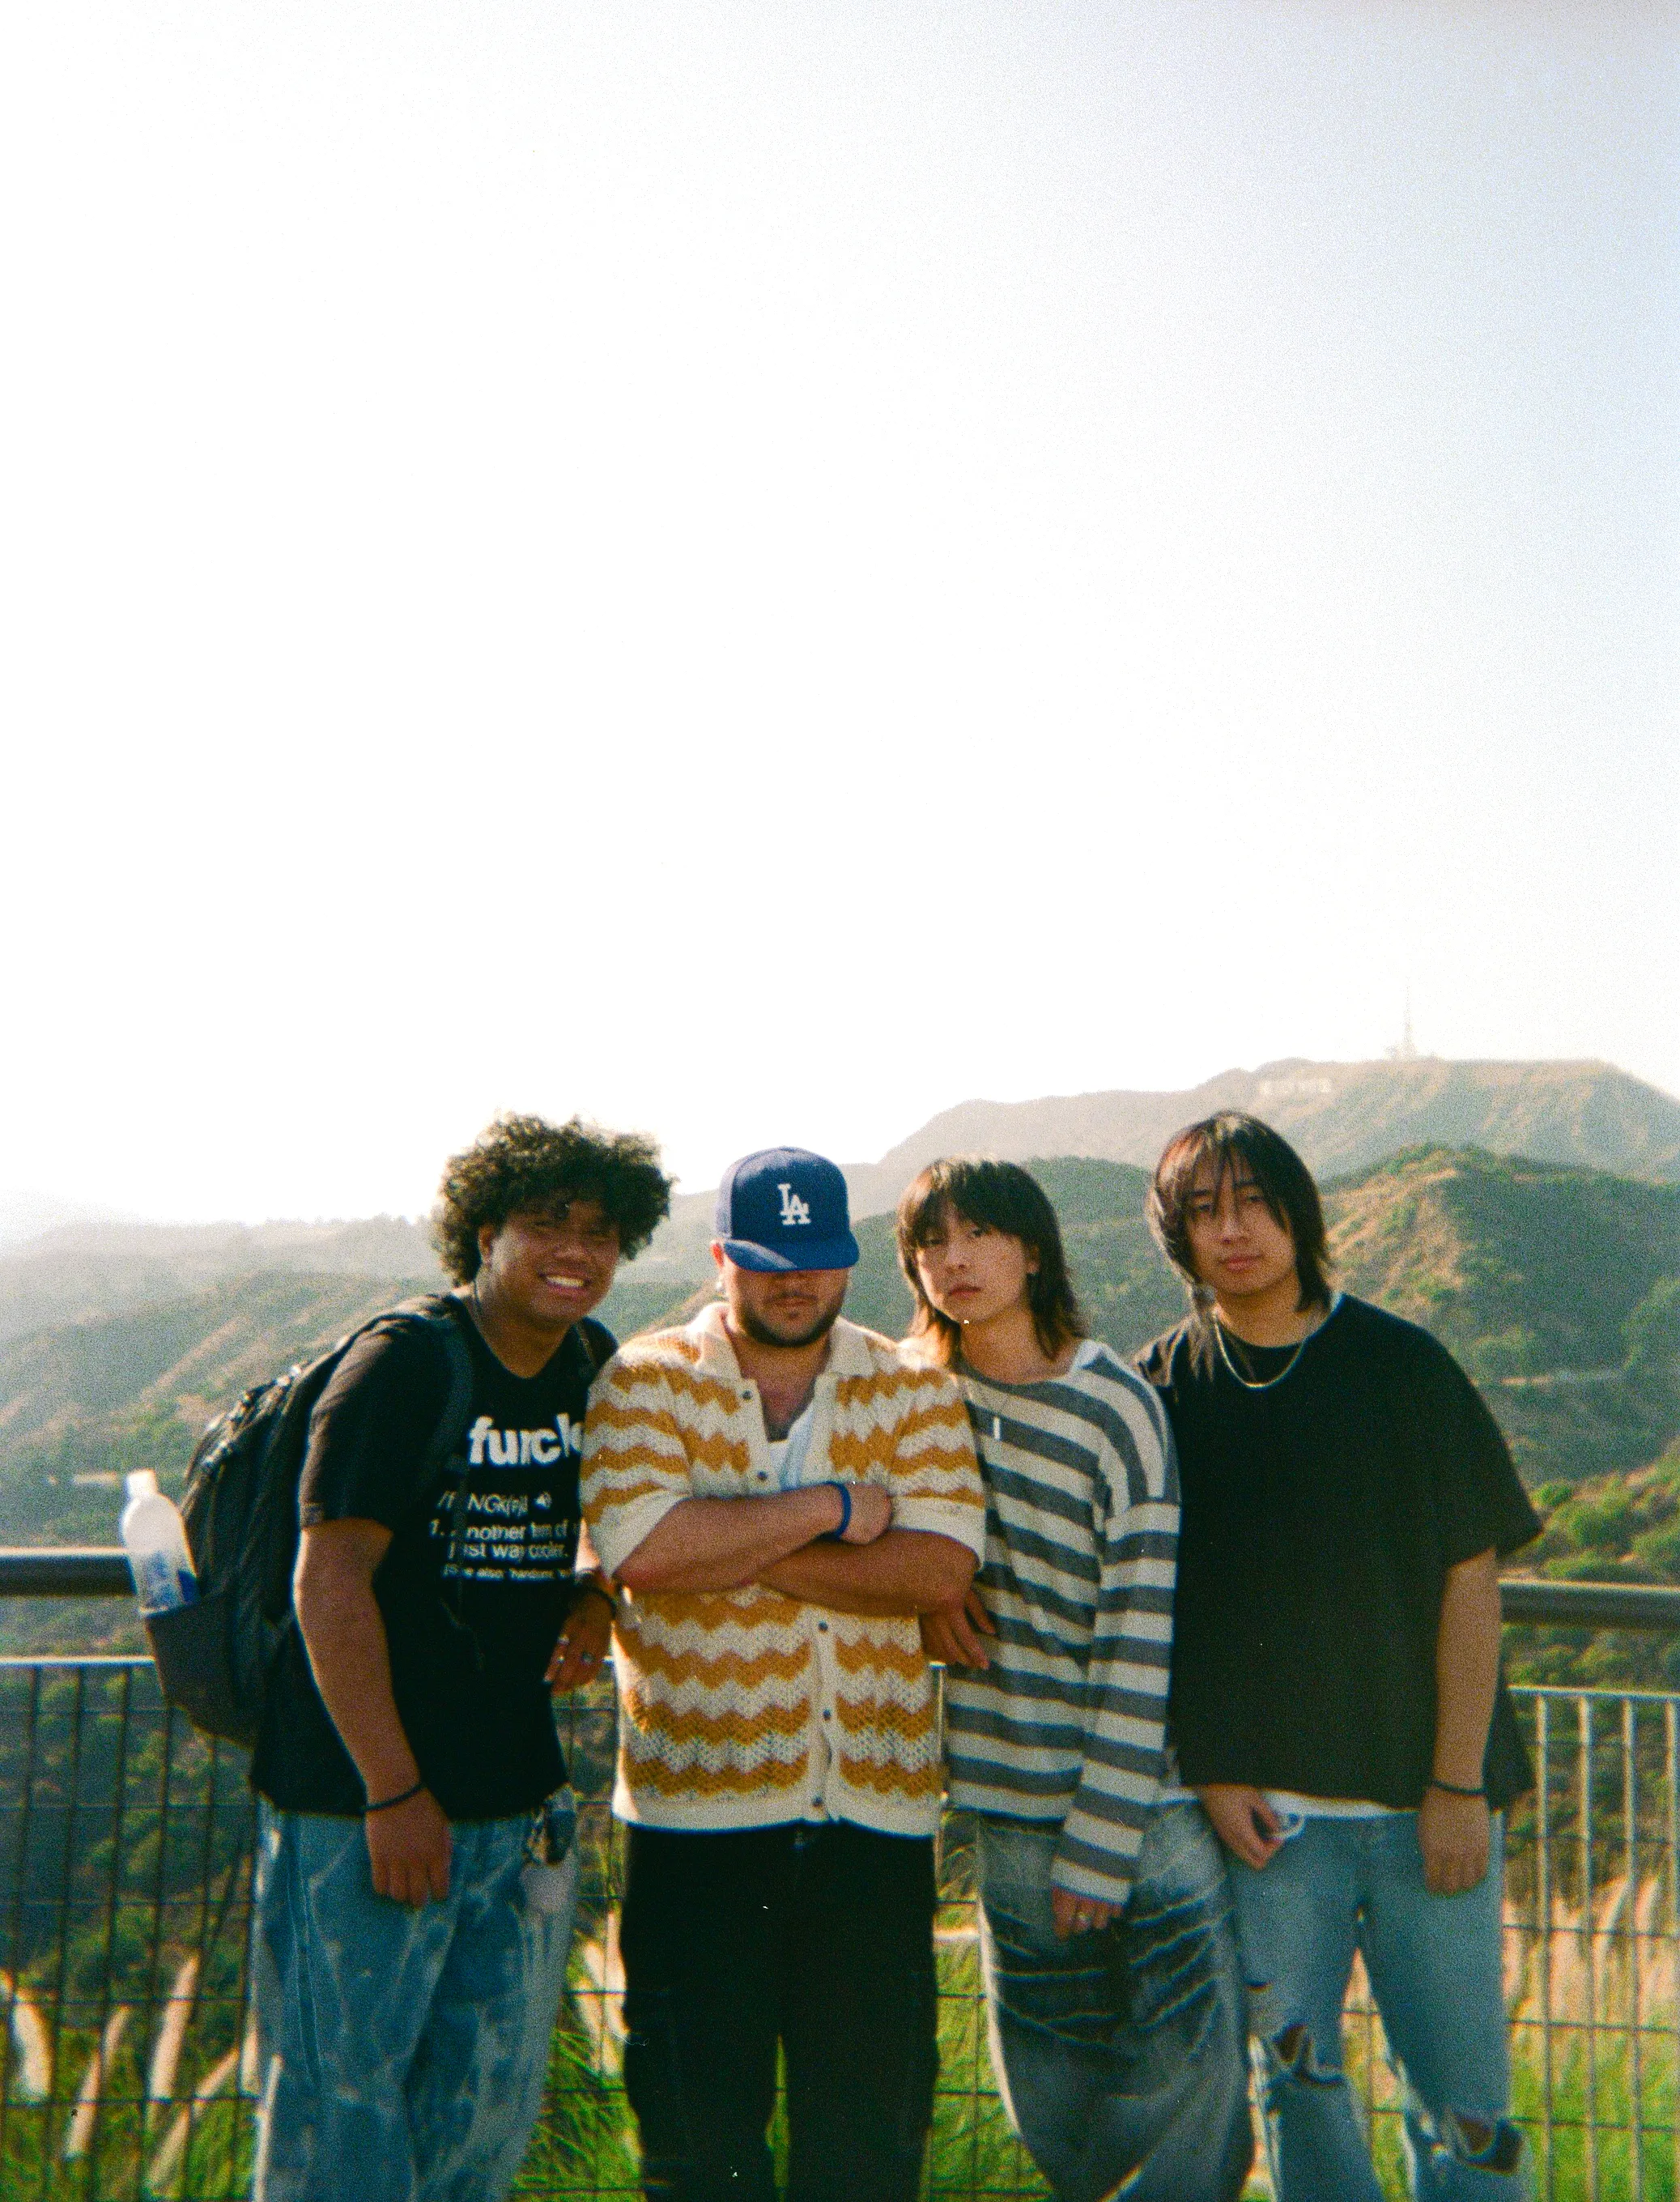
[582,1147,988,2202]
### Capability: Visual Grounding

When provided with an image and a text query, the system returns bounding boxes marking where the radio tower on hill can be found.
[1387,987,1418,1062]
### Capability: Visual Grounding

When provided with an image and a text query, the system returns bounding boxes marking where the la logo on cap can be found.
[716,1147,861,1273]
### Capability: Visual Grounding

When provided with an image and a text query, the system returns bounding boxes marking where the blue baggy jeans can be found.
[1227,1812,1529,2201]
[251,1801,579,2202]
[975,1802,1253,2202]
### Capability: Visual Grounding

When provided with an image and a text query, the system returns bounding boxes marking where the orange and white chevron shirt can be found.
[581,1302,986,1837]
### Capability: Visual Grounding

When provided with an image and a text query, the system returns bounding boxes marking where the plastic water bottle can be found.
[120,1472,198,1616]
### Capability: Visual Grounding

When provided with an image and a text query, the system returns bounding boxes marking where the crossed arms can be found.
[613,1478,977,1616]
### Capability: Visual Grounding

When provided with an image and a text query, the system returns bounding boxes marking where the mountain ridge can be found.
[859,1057,1680,1200]
[2,1058,1673,1348]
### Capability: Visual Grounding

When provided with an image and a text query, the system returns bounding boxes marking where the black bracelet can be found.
[575,1577,618,1617]
[365,1780,425,1815]
[1427,1778,1486,1799]
[819,1480,852,1541]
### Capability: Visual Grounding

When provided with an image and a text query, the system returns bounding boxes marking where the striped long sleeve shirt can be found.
[943,1341,1180,1906]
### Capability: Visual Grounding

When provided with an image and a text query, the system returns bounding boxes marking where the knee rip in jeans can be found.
[1248,1992,1344,2091]
[1268,2024,1344,2089]
[1420,2106,1525,2176]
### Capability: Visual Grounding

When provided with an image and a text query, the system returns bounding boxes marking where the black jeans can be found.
[619,1821,939,2202]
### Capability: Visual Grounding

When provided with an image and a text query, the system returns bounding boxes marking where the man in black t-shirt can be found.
[1139,1114,1539,2202]
[249,1113,670,2202]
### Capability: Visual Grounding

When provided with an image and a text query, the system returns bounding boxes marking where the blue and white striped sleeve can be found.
[1052,1377,1180,1908]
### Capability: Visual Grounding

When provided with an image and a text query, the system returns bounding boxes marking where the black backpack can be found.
[147,1294,476,1748]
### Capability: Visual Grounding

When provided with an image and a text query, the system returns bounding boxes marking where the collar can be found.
[687,1297,876,1382]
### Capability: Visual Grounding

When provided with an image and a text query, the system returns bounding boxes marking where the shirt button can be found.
[816,1621,828,1632]
[822,1709,832,1721]
[755,1471,769,1482]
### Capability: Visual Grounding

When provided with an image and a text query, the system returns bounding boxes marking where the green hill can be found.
[849,1146,1680,1494]
[3,1145,1674,1565]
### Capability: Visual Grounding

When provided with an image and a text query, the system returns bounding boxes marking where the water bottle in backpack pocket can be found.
[120,1472,198,1614]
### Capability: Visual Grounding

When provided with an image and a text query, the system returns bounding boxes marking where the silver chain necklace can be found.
[1214,1321,1310,1393]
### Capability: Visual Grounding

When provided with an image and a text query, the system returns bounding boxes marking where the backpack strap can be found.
[576,1315,616,1378]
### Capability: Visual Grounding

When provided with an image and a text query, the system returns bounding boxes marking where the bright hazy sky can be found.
[2,0,1675,1223]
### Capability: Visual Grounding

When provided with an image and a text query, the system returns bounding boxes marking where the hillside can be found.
[2,1145,1674,1562]
[1326,1149,1680,1378]
[849,1146,1680,1493]
[0,1216,447,1340]
[863,1057,1680,1199]
[1501,1442,1680,1693]
[6,1061,1672,1331]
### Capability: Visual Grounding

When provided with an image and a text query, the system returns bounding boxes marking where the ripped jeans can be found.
[1227,1812,1528,2201]
[976,1803,1252,2202]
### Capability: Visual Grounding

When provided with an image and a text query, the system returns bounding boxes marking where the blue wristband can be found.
[819,1480,852,1541]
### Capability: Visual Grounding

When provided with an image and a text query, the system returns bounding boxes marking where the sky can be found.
[2,0,1675,1223]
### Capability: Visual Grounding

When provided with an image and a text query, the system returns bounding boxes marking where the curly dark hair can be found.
[432,1113,673,1284]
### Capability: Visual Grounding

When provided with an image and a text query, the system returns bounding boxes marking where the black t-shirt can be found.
[251,1305,610,1821]
[1137,1296,1542,1811]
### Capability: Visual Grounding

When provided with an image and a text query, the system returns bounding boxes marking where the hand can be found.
[365,1788,453,1906]
[547,1582,615,1691]
[1196,1784,1286,1870]
[1053,1888,1121,1938]
[1418,1785,1491,1895]
[921,1586,997,1669]
[836,1481,893,1545]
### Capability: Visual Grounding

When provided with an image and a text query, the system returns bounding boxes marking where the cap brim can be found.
[721,1234,860,1274]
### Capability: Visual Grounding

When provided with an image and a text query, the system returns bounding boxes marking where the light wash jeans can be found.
[251,1800,579,2202]
[976,1802,1253,2202]
[1227,1812,1528,2201]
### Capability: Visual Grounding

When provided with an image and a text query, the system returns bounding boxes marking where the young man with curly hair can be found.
[1138,1114,1539,2202]
[249,1114,670,2202]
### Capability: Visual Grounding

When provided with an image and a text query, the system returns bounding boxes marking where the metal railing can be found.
[3,1568,1680,2200]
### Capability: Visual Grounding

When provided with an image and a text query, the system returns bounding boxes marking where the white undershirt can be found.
[766,1401,817,1490]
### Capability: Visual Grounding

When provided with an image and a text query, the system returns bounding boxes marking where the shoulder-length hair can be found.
[1146,1112,1332,1313]
[895,1156,1087,1368]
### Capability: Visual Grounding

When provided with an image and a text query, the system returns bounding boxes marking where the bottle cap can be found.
[124,1471,159,1500]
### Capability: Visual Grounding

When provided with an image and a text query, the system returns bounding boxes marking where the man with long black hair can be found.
[1139,1113,1539,2201]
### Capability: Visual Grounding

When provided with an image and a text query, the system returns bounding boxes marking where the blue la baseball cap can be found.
[715,1147,860,1273]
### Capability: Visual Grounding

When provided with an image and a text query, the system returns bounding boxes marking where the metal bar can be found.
[1537,1693,1555,2202]
[1499,1582,1680,1632]
[1581,1693,1599,2202]
[0,1666,43,2179]
[136,1686,177,2183]
[83,1660,136,2202]
[1668,1699,1679,2202]
[1625,1696,1644,2202]
[0,1550,135,1597]
[39,1666,88,2202]
[6,1553,1680,1632]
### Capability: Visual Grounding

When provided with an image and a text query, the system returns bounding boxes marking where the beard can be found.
[735,1299,844,1351]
